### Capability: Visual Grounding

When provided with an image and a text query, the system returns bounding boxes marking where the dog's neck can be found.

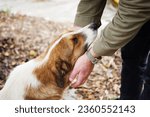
[24,48,72,100]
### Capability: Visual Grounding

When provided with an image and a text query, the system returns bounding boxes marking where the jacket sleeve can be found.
[93,0,150,56]
[74,0,107,27]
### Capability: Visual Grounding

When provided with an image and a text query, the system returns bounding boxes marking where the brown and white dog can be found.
[0,23,98,100]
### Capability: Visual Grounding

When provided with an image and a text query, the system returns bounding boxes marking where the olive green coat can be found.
[74,0,150,56]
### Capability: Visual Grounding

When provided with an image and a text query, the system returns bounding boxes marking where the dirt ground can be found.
[0,11,122,100]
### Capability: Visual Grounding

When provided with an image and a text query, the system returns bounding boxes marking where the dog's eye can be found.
[72,37,78,44]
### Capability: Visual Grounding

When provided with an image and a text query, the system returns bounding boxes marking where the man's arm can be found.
[70,0,150,87]
[93,0,150,56]
[74,0,106,27]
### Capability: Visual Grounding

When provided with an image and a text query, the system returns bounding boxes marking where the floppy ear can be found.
[55,70,65,88]
[55,59,72,88]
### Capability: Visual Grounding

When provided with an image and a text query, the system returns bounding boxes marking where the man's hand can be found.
[69,53,94,88]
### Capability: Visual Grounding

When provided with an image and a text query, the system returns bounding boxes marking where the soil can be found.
[0,11,121,100]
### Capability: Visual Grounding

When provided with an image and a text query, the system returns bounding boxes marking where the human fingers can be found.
[69,68,79,82]
[71,72,87,88]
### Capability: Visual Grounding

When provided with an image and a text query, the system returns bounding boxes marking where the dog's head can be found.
[35,23,99,88]
[50,23,99,88]
[52,23,98,63]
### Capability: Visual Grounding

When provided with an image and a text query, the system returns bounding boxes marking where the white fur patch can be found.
[0,60,40,100]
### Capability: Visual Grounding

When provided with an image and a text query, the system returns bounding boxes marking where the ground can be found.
[0,0,121,100]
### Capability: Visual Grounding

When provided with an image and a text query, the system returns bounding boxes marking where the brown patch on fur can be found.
[36,38,58,61]
[25,32,86,100]
[25,84,63,100]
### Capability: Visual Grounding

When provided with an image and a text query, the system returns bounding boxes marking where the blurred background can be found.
[0,0,121,100]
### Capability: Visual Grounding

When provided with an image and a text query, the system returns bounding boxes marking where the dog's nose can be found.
[89,23,100,30]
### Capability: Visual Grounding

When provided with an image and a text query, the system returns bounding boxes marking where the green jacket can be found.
[74,0,150,56]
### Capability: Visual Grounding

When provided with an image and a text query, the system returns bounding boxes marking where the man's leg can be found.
[120,21,150,100]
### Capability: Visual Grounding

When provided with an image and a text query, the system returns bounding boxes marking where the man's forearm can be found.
[92,0,150,56]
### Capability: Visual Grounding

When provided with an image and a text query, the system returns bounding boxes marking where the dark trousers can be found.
[120,20,150,100]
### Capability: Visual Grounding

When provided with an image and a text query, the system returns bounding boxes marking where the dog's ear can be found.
[55,59,72,88]
[55,70,65,88]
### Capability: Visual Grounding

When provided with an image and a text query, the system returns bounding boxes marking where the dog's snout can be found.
[89,23,100,30]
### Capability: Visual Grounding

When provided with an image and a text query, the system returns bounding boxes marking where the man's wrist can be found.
[86,49,101,64]
[89,48,97,58]
[90,48,101,59]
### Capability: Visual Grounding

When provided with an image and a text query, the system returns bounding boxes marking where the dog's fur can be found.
[0,24,97,100]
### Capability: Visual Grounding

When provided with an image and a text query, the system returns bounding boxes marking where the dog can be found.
[0,23,98,100]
